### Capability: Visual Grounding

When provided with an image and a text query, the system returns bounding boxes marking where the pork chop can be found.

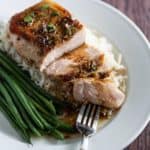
[44,77,125,109]
[73,78,125,109]
[8,0,86,71]
[45,44,105,81]
[45,43,125,82]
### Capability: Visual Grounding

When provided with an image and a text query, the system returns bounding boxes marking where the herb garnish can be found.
[64,26,76,38]
[51,11,59,17]
[65,27,72,36]
[47,24,56,32]
[30,12,35,17]
[24,15,33,23]
[41,4,49,10]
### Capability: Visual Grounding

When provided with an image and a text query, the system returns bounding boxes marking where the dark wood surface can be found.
[101,0,150,150]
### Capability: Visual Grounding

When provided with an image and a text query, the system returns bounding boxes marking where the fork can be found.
[76,104,100,150]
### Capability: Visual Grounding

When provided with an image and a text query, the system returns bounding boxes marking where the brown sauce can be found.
[58,106,118,138]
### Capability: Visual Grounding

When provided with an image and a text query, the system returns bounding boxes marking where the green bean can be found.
[13,88,44,129]
[57,122,75,133]
[30,98,74,133]
[30,99,59,125]
[31,92,56,115]
[0,50,75,140]
[30,98,50,116]
[51,129,64,140]
[0,68,44,129]
[0,82,27,129]
[30,99,74,132]
[0,94,31,143]
[4,82,42,137]
[0,51,60,111]
[41,113,60,127]
[38,111,74,133]
[27,96,52,130]
[0,56,56,114]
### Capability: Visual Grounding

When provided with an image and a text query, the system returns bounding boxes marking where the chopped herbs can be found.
[30,12,35,17]
[10,1,82,50]
[60,17,78,39]
[47,24,56,32]
[64,26,77,39]
[41,4,49,10]
[41,13,47,17]
[65,27,72,36]
[70,26,76,33]
[24,15,33,23]
[90,61,97,71]
[51,11,59,17]
[98,72,110,79]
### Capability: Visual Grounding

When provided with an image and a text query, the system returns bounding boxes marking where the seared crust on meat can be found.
[9,0,83,56]
[45,44,105,81]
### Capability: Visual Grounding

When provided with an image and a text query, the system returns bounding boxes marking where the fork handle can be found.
[80,135,89,150]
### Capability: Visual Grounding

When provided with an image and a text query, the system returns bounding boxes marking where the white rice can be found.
[0,22,127,93]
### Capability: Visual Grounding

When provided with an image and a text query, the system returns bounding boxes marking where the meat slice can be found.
[45,44,105,81]
[73,78,125,109]
[45,44,124,82]
[8,0,86,71]
[46,77,125,109]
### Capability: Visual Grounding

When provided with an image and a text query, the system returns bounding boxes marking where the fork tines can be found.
[76,104,100,136]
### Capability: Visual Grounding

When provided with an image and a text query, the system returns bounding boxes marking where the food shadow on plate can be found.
[33,134,80,145]
[0,112,81,145]
[32,136,80,150]
[0,113,24,142]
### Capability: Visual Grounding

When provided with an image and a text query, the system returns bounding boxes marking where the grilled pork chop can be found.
[5,0,126,109]
[8,0,86,71]
[45,44,105,81]
[44,76,125,109]
[45,42,124,82]
[43,42,125,109]
[73,78,125,109]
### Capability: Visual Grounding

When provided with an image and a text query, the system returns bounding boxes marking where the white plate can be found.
[0,0,150,150]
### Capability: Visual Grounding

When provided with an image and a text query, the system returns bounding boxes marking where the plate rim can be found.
[92,0,150,149]
[0,0,150,149]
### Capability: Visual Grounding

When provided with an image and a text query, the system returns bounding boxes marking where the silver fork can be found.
[76,104,100,150]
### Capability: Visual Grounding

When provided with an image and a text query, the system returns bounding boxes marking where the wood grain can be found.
[101,0,150,150]
[102,0,150,40]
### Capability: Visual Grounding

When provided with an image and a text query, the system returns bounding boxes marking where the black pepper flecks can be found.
[98,72,110,79]
[10,1,83,55]
[36,35,55,49]
[60,17,78,40]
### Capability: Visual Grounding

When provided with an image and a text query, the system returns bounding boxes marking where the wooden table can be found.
[101,0,150,150]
